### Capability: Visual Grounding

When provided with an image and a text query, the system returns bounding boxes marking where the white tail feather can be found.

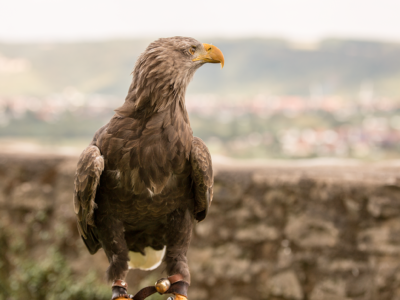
[128,246,166,271]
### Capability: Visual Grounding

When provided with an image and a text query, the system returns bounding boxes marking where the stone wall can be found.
[1,153,400,300]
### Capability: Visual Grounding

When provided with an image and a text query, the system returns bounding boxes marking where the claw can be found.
[112,285,133,300]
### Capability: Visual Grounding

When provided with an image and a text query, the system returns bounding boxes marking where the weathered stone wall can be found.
[1,153,400,300]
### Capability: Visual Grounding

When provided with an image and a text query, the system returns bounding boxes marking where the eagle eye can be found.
[189,46,196,55]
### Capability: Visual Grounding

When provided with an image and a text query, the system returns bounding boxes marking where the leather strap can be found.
[168,274,184,284]
[167,281,189,297]
[132,286,157,300]
[131,275,189,300]
[113,279,128,289]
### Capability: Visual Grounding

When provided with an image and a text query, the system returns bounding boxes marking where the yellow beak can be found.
[192,43,225,69]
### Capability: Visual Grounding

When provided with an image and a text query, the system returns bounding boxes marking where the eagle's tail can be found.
[128,246,166,271]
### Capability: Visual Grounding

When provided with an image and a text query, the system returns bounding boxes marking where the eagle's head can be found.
[122,37,224,113]
[149,36,224,68]
[140,36,224,74]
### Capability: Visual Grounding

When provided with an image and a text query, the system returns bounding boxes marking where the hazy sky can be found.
[1,0,399,42]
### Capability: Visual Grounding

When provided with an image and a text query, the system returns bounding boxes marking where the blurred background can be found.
[2,1,400,300]
[1,0,400,160]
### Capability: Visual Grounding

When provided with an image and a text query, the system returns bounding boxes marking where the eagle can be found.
[73,37,224,300]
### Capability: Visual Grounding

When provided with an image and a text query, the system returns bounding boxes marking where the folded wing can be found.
[190,137,214,222]
[73,145,104,254]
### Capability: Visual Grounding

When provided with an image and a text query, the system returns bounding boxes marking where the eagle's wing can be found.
[190,137,214,222]
[73,145,104,254]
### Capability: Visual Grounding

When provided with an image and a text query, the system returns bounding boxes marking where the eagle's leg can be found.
[164,209,193,299]
[96,216,131,299]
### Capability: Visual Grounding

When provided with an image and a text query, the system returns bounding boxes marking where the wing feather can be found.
[190,137,213,222]
[73,145,104,241]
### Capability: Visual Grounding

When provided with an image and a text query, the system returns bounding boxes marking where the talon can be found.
[174,295,188,300]
[112,284,131,300]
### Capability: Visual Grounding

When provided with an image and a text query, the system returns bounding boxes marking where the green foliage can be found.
[0,226,109,300]
[11,251,108,300]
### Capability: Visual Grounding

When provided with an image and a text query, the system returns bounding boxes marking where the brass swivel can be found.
[155,278,171,294]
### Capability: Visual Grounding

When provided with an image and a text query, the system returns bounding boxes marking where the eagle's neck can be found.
[115,49,199,119]
[114,60,193,152]
[115,82,190,121]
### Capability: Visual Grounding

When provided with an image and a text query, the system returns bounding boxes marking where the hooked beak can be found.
[192,43,225,69]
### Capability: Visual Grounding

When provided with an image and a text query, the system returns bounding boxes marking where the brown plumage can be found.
[73,37,223,298]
